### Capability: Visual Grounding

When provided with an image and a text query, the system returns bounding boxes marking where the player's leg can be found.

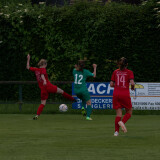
[86,99,92,120]
[113,95,123,135]
[33,100,47,120]
[81,91,92,120]
[118,96,132,131]
[33,89,48,120]
[114,108,122,136]
[56,87,75,102]
[81,101,86,116]
[122,108,132,124]
[37,100,46,115]
[75,93,86,116]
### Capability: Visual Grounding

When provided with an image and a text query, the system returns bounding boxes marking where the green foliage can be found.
[0,0,160,101]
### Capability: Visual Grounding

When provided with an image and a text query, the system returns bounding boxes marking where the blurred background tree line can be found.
[0,0,159,101]
[0,0,148,6]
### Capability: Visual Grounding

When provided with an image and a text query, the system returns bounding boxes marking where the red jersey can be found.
[111,68,134,109]
[111,68,134,91]
[29,67,50,89]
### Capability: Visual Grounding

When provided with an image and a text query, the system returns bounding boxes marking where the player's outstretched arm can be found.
[130,79,135,91]
[26,54,30,70]
[92,64,97,78]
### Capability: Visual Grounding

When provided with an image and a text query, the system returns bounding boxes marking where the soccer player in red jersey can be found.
[26,54,75,120]
[110,57,135,136]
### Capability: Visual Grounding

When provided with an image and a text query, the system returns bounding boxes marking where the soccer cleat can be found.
[114,131,119,136]
[118,121,127,133]
[33,115,38,120]
[86,117,93,121]
[81,109,86,116]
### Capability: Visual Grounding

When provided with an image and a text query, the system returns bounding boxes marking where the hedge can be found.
[0,0,160,101]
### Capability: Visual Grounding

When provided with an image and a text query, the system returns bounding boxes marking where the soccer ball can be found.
[59,104,68,112]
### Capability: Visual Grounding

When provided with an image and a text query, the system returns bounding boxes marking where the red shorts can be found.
[112,92,132,110]
[40,84,57,100]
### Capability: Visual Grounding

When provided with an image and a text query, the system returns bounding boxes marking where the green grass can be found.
[1,104,160,115]
[0,114,160,160]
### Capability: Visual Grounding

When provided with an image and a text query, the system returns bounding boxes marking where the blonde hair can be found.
[38,59,47,67]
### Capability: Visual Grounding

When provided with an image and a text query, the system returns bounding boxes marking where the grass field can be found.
[0,114,160,160]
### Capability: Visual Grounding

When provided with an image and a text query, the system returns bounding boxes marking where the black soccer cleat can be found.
[81,109,86,116]
[33,115,38,120]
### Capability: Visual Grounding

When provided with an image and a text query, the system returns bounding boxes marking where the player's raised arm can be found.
[130,79,135,91]
[26,54,30,70]
[92,64,97,78]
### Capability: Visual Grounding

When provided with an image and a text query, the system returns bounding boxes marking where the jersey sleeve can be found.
[111,71,116,82]
[129,70,134,80]
[29,67,38,72]
[85,69,94,77]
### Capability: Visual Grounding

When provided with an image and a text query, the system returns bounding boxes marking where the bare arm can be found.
[130,79,135,90]
[41,74,47,85]
[92,64,97,78]
[110,81,115,87]
[26,54,30,70]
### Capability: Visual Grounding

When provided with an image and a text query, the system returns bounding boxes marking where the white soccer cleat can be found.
[118,121,127,133]
[114,131,119,136]
[86,117,93,121]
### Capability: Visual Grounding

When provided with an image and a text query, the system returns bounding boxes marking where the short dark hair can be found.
[78,60,85,71]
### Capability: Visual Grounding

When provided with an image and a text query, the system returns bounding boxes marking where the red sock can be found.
[37,104,45,115]
[62,92,74,101]
[115,116,121,132]
[122,113,131,124]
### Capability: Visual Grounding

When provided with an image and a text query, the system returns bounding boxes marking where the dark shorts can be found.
[75,89,91,103]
